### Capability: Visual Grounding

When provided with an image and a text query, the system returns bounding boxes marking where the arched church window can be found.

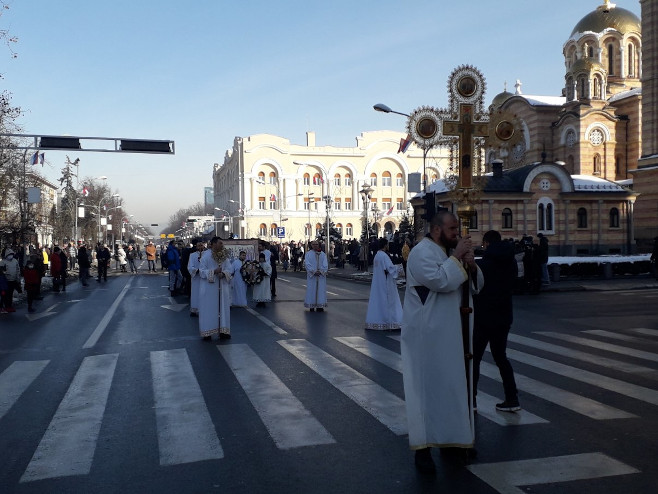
[538,203,545,231]
[259,223,267,236]
[258,171,265,181]
[382,171,392,187]
[593,154,601,175]
[579,76,587,99]
[608,44,614,75]
[537,197,555,234]
[588,45,594,58]
[609,208,620,228]
[628,44,634,77]
[502,208,513,229]
[303,173,310,186]
[593,77,602,99]
[577,208,588,229]
[269,171,277,184]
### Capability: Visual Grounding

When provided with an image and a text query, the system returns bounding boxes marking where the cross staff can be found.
[442,104,489,189]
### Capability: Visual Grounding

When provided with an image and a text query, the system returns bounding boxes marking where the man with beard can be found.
[400,210,483,474]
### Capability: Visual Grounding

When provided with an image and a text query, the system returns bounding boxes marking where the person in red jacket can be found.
[23,256,41,313]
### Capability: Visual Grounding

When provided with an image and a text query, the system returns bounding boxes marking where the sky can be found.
[1,0,642,231]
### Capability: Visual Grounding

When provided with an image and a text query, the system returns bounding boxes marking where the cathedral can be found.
[426,0,651,255]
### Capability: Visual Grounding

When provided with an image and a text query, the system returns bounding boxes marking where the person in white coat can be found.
[304,240,328,312]
[187,240,205,317]
[230,250,248,307]
[252,252,272,307]
[400,210,483,473]
[365,238,403,330]
[198,237,234,340]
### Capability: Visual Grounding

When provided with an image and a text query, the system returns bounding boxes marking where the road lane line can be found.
[278,339,407,435]
[218,344,335,449]
[245,307,287,334]
[336,337,547,426]
[0,361,50,421]
[82,278,134,349]
[468,453,639,494]
[537,331,658,362]
[150,348,223,465]
[582,329,657,345]
[20,354,118,482]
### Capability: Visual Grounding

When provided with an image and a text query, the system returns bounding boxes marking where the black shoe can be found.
[414,448,436,474]
[495,399,521,412]
[310,308,315,312]
[219,333,231,340]
[440,447,477,465]
[317,308,324,312]
[28,307,36,313]
[202,335,211,341]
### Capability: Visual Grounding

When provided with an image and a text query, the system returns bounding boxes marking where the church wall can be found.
[630,166,658,250]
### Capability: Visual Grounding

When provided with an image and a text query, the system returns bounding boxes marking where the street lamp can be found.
[228,199,247,238]
[373,103,410,118]
[294,161,331,262]
[214,207,231,238]
[360,184,374,272]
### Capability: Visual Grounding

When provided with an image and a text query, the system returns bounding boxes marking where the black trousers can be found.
[98,262,108,280]
[473,324,518,402]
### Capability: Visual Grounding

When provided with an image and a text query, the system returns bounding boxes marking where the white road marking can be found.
[150,349,223,465]
[0,360,49,420]
[537,331,658,363]
[468,453,639,494]
[218,344,335,449]
[582,329,657,345]
[160,296,188,312]
[83,278,134,349]
[327,291,339,296]
[336,337,547,426]
[20,354,118,482]
[278,339,407,435]
[628,327,658,337]
[245,307,287,334]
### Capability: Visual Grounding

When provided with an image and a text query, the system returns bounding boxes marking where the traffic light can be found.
[421,192,436,221]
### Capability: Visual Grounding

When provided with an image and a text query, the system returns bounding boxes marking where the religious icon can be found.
[495,120,515,141]
[416,117,437,139]
[457,76,477,97]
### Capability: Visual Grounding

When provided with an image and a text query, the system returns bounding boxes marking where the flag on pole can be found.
[82,187,89,197]
[397,134,412,154]
[31,151,39,165]
[39,153,45,165]
[386,206,394,216]
[270,194,276,201]
[313,175,324,185]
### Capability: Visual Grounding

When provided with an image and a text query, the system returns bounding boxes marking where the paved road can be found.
[0,264,656,493]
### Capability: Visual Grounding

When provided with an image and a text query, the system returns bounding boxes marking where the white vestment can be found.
[400,237,483,449]
[198,250,234,337]
[187,250,203,314]
[252,261,272,302]
[365,250,403,330]
[230,259,248,307]
[304,250,328,308]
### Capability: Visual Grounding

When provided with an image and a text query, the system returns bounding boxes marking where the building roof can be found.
[570,2,640,37]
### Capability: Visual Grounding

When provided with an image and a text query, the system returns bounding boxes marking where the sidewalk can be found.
[326,265,658,292]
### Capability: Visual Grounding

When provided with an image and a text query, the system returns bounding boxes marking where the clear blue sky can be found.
[2,0,642,229]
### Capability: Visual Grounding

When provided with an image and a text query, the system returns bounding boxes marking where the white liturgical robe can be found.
[187,249,203,315]
[365,250,403,330]
[230,259,248,307]
[198,249,234,338]
[253,261,272,303]
[304,249,328,309]
[400,237,483,449]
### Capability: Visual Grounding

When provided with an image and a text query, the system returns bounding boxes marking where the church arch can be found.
[502,208,513,229]
[537,197,555,234]
[577,207,588,229]
[609,207,620,228]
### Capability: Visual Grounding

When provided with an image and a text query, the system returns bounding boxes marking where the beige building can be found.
[213,130,447,243]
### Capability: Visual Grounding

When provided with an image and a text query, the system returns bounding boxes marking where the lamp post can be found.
[228,199,247,238]
[92,193,119,244]
[294,161,331,262]
[214,207,231,238]
[121,215,133,243]
[106,204,123,247]
[305,192,314,247]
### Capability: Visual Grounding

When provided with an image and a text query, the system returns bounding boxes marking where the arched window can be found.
[628,43,635,77]
[334,173,341,186]
[396,173,404,187]
[313,174,323,186]
[593,76,602,99]
[609,207,620,228]
[502,208,513,229]
[588,45,594,58]
[257,171,265,183]
[593,154,601,175]
[269,171,277,184]
[382,171,392,187]
[346,223,353,236]
[608,43,614,74]
[577,208,588,228]
[370,173,377,186]
[345,173,352,186]
[537,197,555,234]
[259,223,267,236]
[335,223,343,235]
[258,196,266,209]
[303,173,310,186]
[579,76,587,99]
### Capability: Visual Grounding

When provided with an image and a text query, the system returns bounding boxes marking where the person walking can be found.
[96,244,111,282]
[23,256,41,313]
[145,241,157,272]
[126,244,138,273]
[198,237,234,340]
[78,242,91,286]
[304,240,328,312]
[117,245,128,273]
[50,246,64,292]
[230,251,248,307]
[0,249,21,311]
[253,252,272,307]
[365,238,403,330]
[537,233,550,286]
[400,210,484,473]
[166,241,183,295]
[472,230,520,413]
[187,240,205,317]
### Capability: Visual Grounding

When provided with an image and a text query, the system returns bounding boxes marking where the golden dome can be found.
[571,2,640,36]
[569,58,605,74]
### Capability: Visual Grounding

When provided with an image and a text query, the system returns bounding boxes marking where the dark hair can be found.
[259,253,266,260]
[482,230,502,244]
[430,209,454,228]
[377,238,388,251]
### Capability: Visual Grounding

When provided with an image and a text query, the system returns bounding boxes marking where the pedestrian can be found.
[304,240,328,312]
[400,210,484,473]
[68,242,78,271]
[401,238,411,275]
[269,243,279,298]
[126,244,138,273]
[537,233,550,285]
[253,252,272,307]
[166,241,183,296]
[198,237,234,340]
[23,256,41,313]
[0,249,20,312]
[145,241,157,272]
[291,242,301,272]
[78,242,91,286]
[0,264,9,314]
[230,250,248,307]
[96,244,111,282]
[651,236,658,280]
[187,240,205,317]
[365,238,403,330]
[472,230,520,413]
[50,246,64,292]
[117,245,128,272]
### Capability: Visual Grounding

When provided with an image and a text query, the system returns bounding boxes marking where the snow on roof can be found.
[572,174,626,191]
[548,254,650,265]
[520,95,566,106]
[608,87,641,103]
[427,179,450,194]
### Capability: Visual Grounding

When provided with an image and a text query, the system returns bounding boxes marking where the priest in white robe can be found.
[253,252,272,307]
[401,211,483,473]
[230,250,248,307]
[304,240,328,312]
[187,240,206,316]
[365,238,403,330]
[198,237,234,340]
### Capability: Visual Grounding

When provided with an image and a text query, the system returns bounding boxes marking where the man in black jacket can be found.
[472,230,520,413]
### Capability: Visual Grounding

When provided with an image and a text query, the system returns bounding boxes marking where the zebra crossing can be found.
[1,324,655,491]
